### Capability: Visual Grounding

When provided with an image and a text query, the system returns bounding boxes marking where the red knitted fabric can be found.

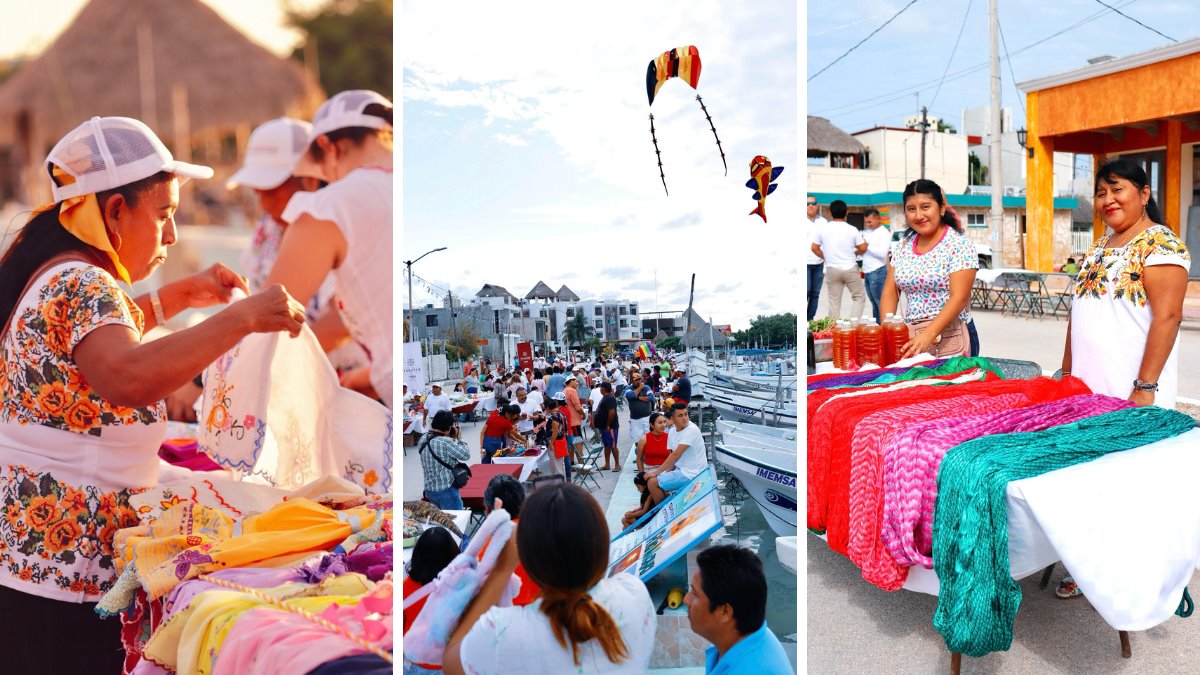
[807,370,995,533]
[810,374,1091,542]
[846,392,1030,590]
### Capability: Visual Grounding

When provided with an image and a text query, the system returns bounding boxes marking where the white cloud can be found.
[494,133,528,146]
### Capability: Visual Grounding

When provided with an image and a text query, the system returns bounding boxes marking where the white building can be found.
[808,125,969,195]
[960,105,1088,197]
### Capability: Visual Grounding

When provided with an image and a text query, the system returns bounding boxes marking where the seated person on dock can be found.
[622,412,673,528]
[645,404,707,505]
[685,544,792,675]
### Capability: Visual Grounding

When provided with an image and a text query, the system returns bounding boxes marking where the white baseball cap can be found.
[565,375,578,383]
[225,117,314,190]
[310,90,392,140]
[46,116,212,202]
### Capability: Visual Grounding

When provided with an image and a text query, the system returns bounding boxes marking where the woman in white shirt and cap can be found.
[265,90,394,408]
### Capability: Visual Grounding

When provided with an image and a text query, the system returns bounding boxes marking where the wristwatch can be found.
[1133,379,1159,392]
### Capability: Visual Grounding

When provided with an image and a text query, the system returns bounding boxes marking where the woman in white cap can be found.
[265,90,394,408]
[0,116,307,672]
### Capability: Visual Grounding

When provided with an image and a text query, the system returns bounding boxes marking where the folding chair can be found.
[571,437,605,491]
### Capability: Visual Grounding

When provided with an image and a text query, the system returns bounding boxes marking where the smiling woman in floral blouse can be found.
[0,117,308,673]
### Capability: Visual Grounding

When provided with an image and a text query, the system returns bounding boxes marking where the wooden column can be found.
[1025,91,1056,272]
[1165,120,1182,234]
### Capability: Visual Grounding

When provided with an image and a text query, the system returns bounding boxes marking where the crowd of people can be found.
[404,349,792,673]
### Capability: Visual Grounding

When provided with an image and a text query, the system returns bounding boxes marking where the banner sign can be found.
[516,341,534,371]
[403,341,425,395]
[607,466,723,581]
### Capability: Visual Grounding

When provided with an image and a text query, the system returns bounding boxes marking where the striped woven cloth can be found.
[846,392,1030,591]
[807,369,997,534]
[931,405,1196,656]
[806,359,948,390]
[880,388,1118,571]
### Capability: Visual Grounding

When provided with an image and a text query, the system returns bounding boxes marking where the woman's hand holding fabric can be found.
[178,263,250,309]
[231,285,307,338]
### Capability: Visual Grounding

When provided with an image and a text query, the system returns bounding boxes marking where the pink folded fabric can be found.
[847,393,1029,590]
[880,394,1133,570]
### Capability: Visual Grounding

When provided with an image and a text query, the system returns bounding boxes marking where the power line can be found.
[1092,0,1176,42]
[812,0,1139,118]
[808,0,922,82]
[997,17,1026,120]
[929,0,975,111]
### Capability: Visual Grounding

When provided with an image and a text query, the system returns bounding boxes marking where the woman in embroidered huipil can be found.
[1055,159,1189,602]
[1063,158,1190,410]
[0,117,308,672]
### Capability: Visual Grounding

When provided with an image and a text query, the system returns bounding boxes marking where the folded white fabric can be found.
[198,328,392,495]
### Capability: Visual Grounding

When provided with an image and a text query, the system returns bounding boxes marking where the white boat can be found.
[705,380,796,403]
[716,419,797,443]
[776,536,798,573]
[708,389,798,427]
[723,370,797,393]
[715,442,797,536]
[717,424,796,454]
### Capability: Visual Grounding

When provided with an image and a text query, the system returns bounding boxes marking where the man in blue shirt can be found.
[685,544,793,674]
[545,365,567,398]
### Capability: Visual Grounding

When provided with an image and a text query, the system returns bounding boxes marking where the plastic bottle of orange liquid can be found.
[844,319,859,370]
[857,317,884,366]
[884,314,910,366]
[831,320,844,370]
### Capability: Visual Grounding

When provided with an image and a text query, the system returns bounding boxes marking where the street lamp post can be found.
[403,247,447,343]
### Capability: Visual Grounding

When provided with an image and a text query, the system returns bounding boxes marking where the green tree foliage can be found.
[445,323,481,361]
[287,0,393,99]
[968,152,989,186]
[731,313,797,348]
[655,335,682,352]
[565,314,594,349]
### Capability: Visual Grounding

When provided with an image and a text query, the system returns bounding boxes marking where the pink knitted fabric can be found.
[879,392,1132,570]
[847,393,1029,591]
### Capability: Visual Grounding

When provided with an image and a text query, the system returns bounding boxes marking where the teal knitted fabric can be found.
[855,356,1005,388]
[931,406,1196,657]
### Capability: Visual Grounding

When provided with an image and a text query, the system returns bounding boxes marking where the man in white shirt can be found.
[646,403,707,504]
[861,208,892,323]
[807,195,829,321]
[514,387,540,436]
[422,382,452,426]
[812,199,867,321]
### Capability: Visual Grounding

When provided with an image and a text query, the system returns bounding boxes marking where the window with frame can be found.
[594,307,603,316]
[425,314,439,327]
[594,320,603,330]
[967,213,987,228]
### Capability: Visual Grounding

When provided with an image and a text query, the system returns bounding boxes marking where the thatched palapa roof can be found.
[0,0,325,147]
[476,284,518,303]
[524,280,556,300]
[556,285,579,302]
[679,308,730,347]
[807,116,865,158]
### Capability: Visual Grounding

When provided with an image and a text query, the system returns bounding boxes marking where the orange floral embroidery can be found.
[61,487,89,518]
[363,470,378,488]
[36,382,71,418]
[64,398,102,431]
[43,518,83,555]
[26,494,60,529]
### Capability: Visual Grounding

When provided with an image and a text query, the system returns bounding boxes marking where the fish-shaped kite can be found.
[746,155,784,222]
[646,45,726,196]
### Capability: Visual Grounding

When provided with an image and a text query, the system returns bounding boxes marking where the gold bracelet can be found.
[150,290,167,326]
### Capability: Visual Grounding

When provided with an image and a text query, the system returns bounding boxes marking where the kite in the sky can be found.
[646,45,726,196]
[746,155,784,222]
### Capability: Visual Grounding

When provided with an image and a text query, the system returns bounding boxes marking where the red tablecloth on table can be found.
[460,464,521,510]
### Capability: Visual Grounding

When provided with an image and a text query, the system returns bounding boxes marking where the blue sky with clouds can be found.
[808,0,1199,135]
[402,0,799,329]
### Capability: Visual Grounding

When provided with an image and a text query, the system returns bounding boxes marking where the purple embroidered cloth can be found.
[299,545,393,583]
[807,359,949,390]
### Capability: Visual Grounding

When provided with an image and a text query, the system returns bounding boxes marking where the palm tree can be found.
[565,314,594,349]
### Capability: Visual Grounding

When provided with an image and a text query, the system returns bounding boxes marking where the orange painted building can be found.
[1019,38,1200,273]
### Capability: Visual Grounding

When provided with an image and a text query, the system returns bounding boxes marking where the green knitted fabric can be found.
[931,406,1196,657]
[856,356,1005,387]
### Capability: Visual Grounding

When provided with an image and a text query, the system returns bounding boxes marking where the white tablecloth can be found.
[491,446,549,483]
[898,428,1200,631]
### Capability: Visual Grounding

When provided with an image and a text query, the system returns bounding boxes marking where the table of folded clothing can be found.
[807,355,1200,666]
[400,507,470,567]
[100,472,395,675]
[489,444,549,483]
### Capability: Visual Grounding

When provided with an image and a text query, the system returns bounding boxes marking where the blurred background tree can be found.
[287,0,393,100]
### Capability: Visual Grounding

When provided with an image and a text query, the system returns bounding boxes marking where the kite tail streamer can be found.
[650,114,668,196]
[696,95,727,175]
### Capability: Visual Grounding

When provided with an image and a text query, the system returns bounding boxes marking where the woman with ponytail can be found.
[880,178,980,358]
[444,483,656,674]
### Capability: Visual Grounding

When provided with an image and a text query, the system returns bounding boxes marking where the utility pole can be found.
[447,290,459,368]
[989,0,1006,264]
[919,106,928,180]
